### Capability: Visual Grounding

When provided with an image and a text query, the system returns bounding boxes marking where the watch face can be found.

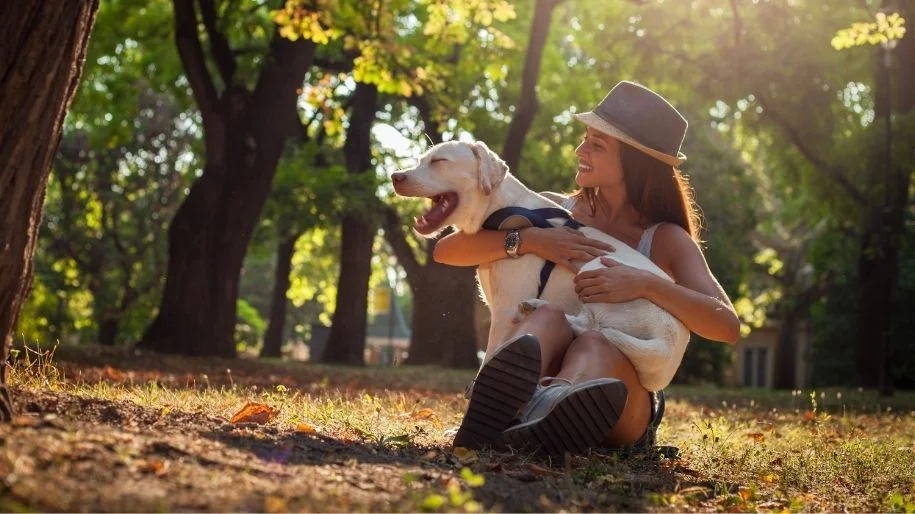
[505,231,520,255]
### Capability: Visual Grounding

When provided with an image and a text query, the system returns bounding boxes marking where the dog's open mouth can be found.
[414,192,458,235]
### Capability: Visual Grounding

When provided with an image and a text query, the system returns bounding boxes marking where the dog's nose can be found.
[392,172,407,184]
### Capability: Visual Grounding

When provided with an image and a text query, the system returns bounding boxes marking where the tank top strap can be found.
[560,196,576,210]
[636,222,665,258]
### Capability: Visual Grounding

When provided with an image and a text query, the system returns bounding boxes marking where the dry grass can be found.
[3,342,914,512]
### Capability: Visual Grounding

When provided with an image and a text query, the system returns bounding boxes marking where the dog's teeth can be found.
[442,199,449,209]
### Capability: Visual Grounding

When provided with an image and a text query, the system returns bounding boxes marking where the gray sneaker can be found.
[501,377,628,456]
[453,334,541,449]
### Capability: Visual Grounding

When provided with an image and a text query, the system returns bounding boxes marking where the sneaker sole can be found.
[452,334,541,449]
[501,380,628,457]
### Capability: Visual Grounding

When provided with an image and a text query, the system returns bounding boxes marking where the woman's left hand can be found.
[573,256,655,304]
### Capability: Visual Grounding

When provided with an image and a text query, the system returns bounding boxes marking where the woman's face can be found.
[574,128,624,189]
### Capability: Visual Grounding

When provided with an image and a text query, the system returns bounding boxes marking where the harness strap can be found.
[482,206,583,297]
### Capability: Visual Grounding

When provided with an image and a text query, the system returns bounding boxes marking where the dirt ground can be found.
[0,345,695,513]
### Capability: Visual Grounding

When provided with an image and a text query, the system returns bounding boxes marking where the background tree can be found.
[0,0,100,419]
[138,0,318,357]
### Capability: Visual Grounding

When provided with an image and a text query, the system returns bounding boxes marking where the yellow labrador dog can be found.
[392,140,688,383]
[391,140,688,448]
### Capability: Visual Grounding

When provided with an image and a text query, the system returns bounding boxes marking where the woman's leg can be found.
[553,331,652,446]
[504,304,575,377]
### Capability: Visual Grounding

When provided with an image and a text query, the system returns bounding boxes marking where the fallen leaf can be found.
[761,473,780,483]
[11,415,39,427]
[229,402,279,424]
[527,463,564,477]
[738,487,753,502]
[295,422,319,433]
[747,432,766,443]
[453,446,478,464]
[264,495,288,513]
[803,410,817,422]
[411,408,436,420]
[137,458,169,476]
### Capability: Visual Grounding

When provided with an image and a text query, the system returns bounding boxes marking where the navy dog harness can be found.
[482,207,584,298]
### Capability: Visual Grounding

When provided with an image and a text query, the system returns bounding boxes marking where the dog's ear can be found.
[471,141,509,195]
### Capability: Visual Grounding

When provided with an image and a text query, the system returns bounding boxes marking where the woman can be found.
[435,81,741,455]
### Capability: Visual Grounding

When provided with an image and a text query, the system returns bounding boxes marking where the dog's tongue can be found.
[414,193,457,235]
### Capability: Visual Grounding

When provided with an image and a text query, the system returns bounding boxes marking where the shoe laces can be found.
[517,376,572,422]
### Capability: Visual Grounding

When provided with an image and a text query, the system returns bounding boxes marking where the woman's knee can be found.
[566,330,613,356]
[526,303,568,327]
[565,332,641,382]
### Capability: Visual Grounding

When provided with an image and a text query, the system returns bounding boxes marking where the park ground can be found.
[1,343,914,513]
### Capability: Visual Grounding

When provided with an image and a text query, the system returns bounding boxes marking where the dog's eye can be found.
[430,157,448,164]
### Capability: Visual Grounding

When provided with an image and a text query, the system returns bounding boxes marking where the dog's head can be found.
[391,140,508,236]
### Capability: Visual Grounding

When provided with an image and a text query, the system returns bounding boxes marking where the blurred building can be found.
[730,321,813,389]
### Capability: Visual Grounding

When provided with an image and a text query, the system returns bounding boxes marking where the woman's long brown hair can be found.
[573,141,701,241]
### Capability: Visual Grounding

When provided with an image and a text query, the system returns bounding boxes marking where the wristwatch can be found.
[504,229,521,258]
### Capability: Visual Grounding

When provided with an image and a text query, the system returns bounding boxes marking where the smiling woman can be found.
[430,81,740,456]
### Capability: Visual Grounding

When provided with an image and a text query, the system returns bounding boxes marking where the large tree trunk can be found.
[139,1,316,357]
[407,262,481,368]
[261,234,298,358]
[855,2,913,392]
[322,83,379,365]
[0,0,99,420]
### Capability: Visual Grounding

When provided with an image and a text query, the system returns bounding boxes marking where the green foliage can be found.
[235,298,267,351]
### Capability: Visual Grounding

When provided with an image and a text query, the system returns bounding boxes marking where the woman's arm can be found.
[432,229,512,267]
[433,227,615,270]
[574,225,740,344]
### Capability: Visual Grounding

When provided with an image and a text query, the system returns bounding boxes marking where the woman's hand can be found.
[522,227,615,272]
[573,256,656,303]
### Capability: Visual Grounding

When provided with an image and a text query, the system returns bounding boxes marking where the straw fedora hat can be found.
[574,81,687,166]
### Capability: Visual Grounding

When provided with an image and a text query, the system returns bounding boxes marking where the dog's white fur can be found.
[392,140,689,391]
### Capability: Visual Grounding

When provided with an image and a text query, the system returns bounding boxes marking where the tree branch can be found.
[379,202,423,282]
[408,94,442,145]
[199,0,237,85]
[756,93,867,206]
[501,0,567,176]
[172,0,220,127]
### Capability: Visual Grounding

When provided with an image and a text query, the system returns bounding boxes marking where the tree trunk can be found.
[855,2,913,392]
[501,0,566,177]
[322,83,379,365]
[0,0,99,420]
[773,306,800,389]
[139,8,316,357]
[407,263,481,368]
[261,234,298,358]
[98,317,119,346]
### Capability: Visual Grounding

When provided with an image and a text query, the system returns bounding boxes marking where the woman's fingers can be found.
[580,246,606,258]
[577,235,615,252]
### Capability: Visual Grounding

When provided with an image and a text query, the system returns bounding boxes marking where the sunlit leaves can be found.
[273,1,343,44]
[831,12,906,50]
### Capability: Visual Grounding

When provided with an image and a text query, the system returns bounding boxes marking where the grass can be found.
[4,341,915,512]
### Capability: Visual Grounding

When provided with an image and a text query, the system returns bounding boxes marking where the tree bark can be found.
[139,1,316,357]
[383,98,481,368]
[321,83,379,365]
[406,263,481,368]
[501,0,566,177]
[261,234,299,358]
[0,0,99,420]
[854,1,913,392]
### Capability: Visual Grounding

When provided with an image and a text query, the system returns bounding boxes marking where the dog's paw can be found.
[511,299,547,324]
[566,313,592,337]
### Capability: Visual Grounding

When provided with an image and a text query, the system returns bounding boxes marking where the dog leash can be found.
[482,207,584,298]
